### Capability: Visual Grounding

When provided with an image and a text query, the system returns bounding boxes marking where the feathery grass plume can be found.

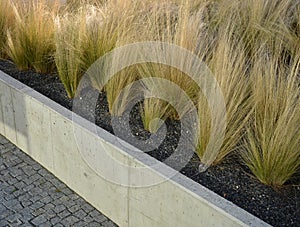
[80,5,119,72]
[211,0,294,61]
[54,11,85,98]
[55,2,124,98]
[96,0,145,116]
[193,0,300,168]
[136,1,210,133]
[6,0,57,73]
[242,49,300,187]
[0,0,14,58]
[196,33,253,167]
[104,66,139,116]
[276,2,300,60]
[66,0,106,10]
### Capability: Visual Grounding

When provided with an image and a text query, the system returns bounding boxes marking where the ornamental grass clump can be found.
[242,50,300,187]
[104,66,140,117]
[93,1,144,116]
[54,12,85,98]
[192,0,300,176]
[6,0,57,73]
[196,35,252,168]
[55,5,114,98]
[137,2,207,133]
[0,0,14,58]
[211,0,297,63]
[55,2,133,99]
[208,0,300,186]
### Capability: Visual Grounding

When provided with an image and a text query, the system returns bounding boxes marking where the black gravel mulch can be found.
[0,59,299,227]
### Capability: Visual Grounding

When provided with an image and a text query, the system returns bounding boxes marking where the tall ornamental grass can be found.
[54,11,85,98]
[196,35,252,167]
[242,50,300,187]
[55,1,134,99]
[6,0,58,73]
[94,1,145,116]
[136,2,206,133]
[0,0,14,58]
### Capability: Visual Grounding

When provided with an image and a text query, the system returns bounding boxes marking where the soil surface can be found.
[0,59,299,227]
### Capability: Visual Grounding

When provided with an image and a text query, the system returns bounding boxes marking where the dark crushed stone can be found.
[0,59,299,227]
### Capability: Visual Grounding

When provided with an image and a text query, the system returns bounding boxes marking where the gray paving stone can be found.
[50,217,61,225]
[22,184,35,192]
[53,204,66,214]
[4,193,16,201]
[0,204,6,213]
[39,181,52,189]
[3,185,16,194]
[6,213,22,223]
[13,189,25,197]
[0,220,9,227]
[73,209,87,219]
[32,208,46,217]
[50,191,64,200]
[63,199,76,208]
[0,209,13,219]
[40,221,52,227]
[8,177,18,185]
[32,163,42,171]
[44,209,56,219]
[81,203,95,213]
[40,196,52,204]
[83,215,94,223]
[3,198,20,210]
[58,195,70,203]
[73,221,88,227]
[19,223,33,227]
[14,181,26,190]
[60,215,79,226]
[58,209,71,219]
[29,201,44,210]
[19,207,34,221]
[61,187,73,196]
[53,224,64,227]
[31,214,48,225]
[20,200,32,207]
[0,135,117,226]
[102,220,118,227]
[93,214,108,223]
[8,218,22,226]
[88,222,102,227]
[67,204,81,213]
[29,195,42,203]
[43,203,55,210]
[9,168,23,178]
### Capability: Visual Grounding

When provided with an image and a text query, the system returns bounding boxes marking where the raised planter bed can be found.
[0,67,272,226]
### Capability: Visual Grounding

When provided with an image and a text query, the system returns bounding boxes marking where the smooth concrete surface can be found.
[0,70,271,227]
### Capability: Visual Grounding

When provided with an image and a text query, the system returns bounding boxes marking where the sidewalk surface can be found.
[0,135,118,227]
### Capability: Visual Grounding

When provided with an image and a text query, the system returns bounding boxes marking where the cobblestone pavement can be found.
[0,135,118,227]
